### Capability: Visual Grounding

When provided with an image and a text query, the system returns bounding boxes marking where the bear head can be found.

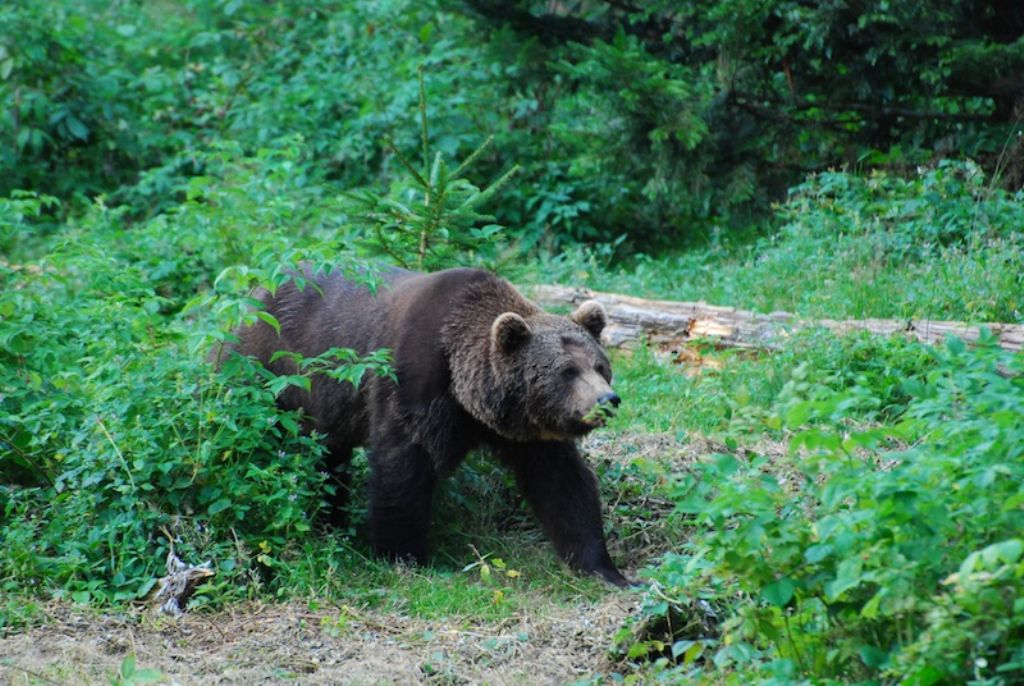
[450,297,620,442]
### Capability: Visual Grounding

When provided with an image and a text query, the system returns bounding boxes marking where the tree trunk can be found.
[528,285,1024,353]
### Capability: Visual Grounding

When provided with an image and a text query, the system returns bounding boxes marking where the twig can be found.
[419,65,430,178]
[418,66,431,270]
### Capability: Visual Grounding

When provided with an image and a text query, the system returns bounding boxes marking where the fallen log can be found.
[528,285,1024,353]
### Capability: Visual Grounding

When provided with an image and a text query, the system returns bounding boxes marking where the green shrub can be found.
[463,0,1024,245]
[628,334,1024,682]
[9,0,1019,252]
[0,0,205,205]
[0,0,509,219]
[0,190,330,603]
[892,539,1024,685]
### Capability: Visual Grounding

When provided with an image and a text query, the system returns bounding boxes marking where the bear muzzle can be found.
[578,391,622,430]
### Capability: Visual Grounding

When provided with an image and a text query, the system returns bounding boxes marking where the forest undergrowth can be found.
[3,146,1022,684]
[3,1,1024,683]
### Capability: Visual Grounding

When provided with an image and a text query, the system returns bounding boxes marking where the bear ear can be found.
[491,312,532,354]
[570,300,607,340]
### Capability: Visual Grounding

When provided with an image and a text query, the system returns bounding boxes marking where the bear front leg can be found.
[501,442,629,587]
[368,443,436,565]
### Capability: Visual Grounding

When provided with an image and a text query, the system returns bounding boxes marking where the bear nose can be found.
[597,392,621,408]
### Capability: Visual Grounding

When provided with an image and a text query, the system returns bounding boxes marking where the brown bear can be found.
[228,266,628,586]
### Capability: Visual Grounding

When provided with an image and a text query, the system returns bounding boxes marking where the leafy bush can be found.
[893,538,1024,685]
[0,0,205,205]
[0,189,327,603]
[8,0,1020,252]
[628,334,1024,682]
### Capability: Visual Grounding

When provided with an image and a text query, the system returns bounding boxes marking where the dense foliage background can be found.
[2,1,1023,683]
[4,0,1023,246]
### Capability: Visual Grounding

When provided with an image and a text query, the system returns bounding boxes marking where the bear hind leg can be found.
[321,441,355,529]
[368,444,436,565]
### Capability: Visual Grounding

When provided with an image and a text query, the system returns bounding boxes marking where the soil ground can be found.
[1,594,636,685]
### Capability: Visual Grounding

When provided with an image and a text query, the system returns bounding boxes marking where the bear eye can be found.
[560,366,579,380]
[596,363,611,380]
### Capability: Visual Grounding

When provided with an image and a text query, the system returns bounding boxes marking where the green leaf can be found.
[135,667,166,683]
[672,639,704,665]
[785,401,813,427]
[804,543,833,564]
[267,374,311,396]
[762,577,795,607]
[269,350,298,364]
[120,653,137,678]
[16,127,32,150]
[65,114,89,141]
[858,645,888,669]
[981,539,1023,568]
[135,578,157,599]
[208,497,232,515]
[256,311,281,335]
[278,413,300,435]
[946,336,966,354]
[825,558,863,601]
[860,590,884,619]
[131,668,166,683]
[419,22,435,44]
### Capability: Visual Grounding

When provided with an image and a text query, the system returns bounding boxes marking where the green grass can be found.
[579,232,1024,323]
[521,164,1024,325]
[607,325,934,443]
[609,345,782,436]
[269,545,580,622]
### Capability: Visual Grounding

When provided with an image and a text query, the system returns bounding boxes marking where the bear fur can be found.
[227,266,627,586]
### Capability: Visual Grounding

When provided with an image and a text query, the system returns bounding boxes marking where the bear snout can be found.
[578,390,621,430]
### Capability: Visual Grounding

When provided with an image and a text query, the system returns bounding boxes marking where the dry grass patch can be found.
[1,593,639,685]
